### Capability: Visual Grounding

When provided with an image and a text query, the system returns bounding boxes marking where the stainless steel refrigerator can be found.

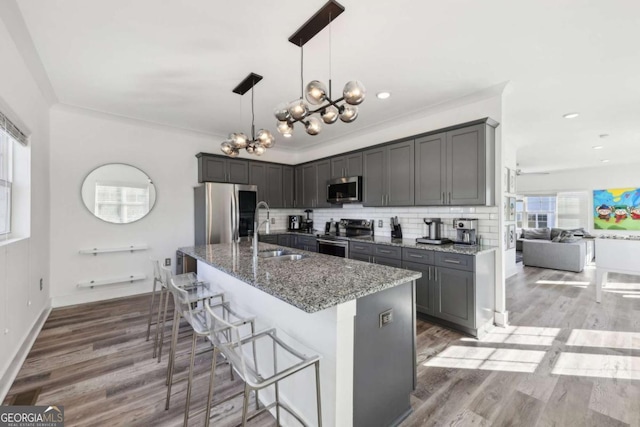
[194,183,258,245]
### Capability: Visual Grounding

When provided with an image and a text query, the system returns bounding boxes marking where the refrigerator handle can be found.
[230,191,236,242]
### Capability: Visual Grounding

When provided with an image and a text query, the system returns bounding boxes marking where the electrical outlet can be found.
[164,258,171,266]
[39,278,43,291]
[378,220,383,228]
[270,218,275,224]
[379,309,393,328]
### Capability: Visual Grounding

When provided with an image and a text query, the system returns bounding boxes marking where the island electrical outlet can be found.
[379,309,393,328]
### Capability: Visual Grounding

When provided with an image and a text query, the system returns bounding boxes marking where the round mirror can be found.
[81,163,157,224]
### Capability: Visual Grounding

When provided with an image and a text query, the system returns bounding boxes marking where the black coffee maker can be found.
[303,209,314,233]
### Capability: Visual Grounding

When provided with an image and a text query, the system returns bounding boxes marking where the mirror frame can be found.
[80,163,157,224]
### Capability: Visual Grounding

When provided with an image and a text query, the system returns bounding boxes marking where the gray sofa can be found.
[519,227,589,272]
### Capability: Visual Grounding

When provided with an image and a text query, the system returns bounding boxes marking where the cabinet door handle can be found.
[448,192,452,205]
[381,195,384,205]
[379,249,392,254]
[409,254,423,259]
[442,192,445,204]
[428,266,431,280]
[444,259,461,264]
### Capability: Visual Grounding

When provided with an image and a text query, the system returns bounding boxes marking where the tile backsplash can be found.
[259,204,500,246]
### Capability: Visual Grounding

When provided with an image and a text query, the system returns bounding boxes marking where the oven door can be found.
[317,239,349,258]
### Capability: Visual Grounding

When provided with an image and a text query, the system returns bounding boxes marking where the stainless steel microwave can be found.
[327,176,363,204]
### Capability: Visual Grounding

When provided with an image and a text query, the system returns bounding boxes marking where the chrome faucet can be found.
[253,201,270,259]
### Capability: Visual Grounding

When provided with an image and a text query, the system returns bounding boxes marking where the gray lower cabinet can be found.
[363,140,414,206]
[258,234,278,245]
[415,123,495,206]
[350,241,402,267]
[197,154,249,184]
[434,266,474,329]
[282,166,294,209]
[402,260,434,316]
[277,234,292,247]
[331,152,363,179]
[297,235,317,252]
[401,248,495,337]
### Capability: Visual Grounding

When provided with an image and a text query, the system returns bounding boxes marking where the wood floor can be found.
[4,264,640,426]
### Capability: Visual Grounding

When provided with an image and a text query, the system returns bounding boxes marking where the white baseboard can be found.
[51,284,151,308]
[0,302,51,403]
[494,310,509,327]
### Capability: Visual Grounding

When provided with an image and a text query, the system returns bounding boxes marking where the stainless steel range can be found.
[317,219,374,258]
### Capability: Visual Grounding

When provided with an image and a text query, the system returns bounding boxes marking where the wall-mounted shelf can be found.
[77,274,146,289]
[79,245,149,256]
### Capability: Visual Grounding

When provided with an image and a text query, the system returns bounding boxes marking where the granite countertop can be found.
[180,242,422,314]
[260,230,497,255]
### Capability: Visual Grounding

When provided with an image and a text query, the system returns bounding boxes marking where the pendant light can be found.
[275,0,365,137]
[221,73,275,157]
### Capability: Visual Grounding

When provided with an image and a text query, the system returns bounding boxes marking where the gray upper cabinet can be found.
[294,166,304,208]
[331,152,363,178]
[282,166,294,209]
[415,122,495,206]
[249,162,266,202]
[249,163,285,208]
[387,141,414,206]
[197,154,249,184]
[315,160,331,208]
[447,124,489,206]
[363,147,386,207]
[415,133,446,205]
[266,164,283,208]
[363,141,414,207]
[302,163,317,208]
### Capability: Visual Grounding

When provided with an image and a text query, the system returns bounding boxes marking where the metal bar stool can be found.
[163,267,250,424]
[145,259,163,341]
[204,301,322,427]
[153,265,215,362]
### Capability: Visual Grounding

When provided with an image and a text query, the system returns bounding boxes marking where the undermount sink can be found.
[258,250,288,258]
[269,254,306,261]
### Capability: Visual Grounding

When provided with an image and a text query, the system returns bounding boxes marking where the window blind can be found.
[557,191,590,229]
[0,111,28,146]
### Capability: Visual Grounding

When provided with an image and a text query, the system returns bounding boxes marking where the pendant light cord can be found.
[300,40,304,99]
[251,82,255,140]
[329,12,332,98]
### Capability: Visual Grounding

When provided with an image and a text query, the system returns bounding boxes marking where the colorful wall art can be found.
[593,187,640,231]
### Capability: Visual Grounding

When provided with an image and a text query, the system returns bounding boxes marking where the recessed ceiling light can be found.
[563,112,580,119]
[592,145,603,150]
[601,159,610,163]
[376,91,391,99]
[599,134,609,138]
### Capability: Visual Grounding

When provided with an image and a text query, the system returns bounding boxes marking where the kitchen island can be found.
[180,242,422,427]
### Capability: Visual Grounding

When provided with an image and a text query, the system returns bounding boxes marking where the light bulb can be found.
[305,80,327,105]
[340,105,358,123]
[321,105,339,124]
[277,120,293,137]
[257,129,275,148]
[274,103,291,121]
[220,141,234,155]
[288,99,309,120]
[305,116,322,135]
[343,80,366,105]
[228,148,240,158]
[246,143,255,154]
[229,132,248,149]
[254,145,266,156]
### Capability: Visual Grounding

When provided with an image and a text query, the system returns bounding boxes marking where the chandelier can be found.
[274,0,365,138]
[221,73,275,157]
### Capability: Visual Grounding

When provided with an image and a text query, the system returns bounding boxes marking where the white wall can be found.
[48,105,293,307]
[517,162,640,237]
[0,13,51,398]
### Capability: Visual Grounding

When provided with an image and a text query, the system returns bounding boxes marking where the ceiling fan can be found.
[515,164,550,176]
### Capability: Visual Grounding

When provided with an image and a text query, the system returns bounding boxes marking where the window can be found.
[94,183,151,223]
[557,191,589,229]
[518,196,557,229]
[0,129,12,234]
[0,111,28,238]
